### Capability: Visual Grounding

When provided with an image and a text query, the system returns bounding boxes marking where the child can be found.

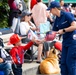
[9,34,40,75]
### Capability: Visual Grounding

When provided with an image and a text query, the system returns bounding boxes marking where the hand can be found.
[0,58,4,63]
[56,29,65,35]
[35,38,46,44]
[35,40,42,44]
[31,37,41,44]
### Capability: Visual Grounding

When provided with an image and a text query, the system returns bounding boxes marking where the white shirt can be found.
[19,21,36,35]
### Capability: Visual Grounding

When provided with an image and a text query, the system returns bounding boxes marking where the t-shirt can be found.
[32,2,49,27]
[19,21,36,35]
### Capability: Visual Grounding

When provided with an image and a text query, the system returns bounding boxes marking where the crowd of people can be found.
[0,0,76,75]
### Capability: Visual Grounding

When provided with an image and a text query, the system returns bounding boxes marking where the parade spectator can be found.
[31,0,53,62]
[0,38,13,75]
[63,4,69,12]
[19,10,43,63]
[47,1,76,75]
[60,0,69,12]
[19,10,36,42]
[60,0,64,9]
[8,0,26,27]
[32,0,53,27]
[10,34,40,75]
[11,10,21,32]
[8,0,18,27]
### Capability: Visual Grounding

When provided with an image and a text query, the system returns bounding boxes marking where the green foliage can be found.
[0,0,29,28]
[24,0,28,3]
[0,0,9,28]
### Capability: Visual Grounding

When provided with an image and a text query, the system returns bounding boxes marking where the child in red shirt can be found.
[9,34,40,75]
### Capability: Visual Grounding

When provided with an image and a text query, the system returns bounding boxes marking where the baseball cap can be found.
[47,1,60,10]
[20,10,32,18]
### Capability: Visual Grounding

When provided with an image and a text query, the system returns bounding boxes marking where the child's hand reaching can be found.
[31,37,41,44]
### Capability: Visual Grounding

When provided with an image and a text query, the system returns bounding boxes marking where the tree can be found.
[0,0,9,28]
[0,0,29,28]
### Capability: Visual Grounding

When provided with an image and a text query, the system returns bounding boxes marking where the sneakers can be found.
[36,61,41,63]
[36,59,43,63]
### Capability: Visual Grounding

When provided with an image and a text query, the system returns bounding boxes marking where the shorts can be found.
[43,41,56,52]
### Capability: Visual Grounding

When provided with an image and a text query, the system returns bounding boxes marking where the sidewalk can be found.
[22,61,61,75]
[22,61,40,75]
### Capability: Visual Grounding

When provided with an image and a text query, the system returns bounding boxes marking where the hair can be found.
[20,16,25,22]
[60,0,64,2]
[36,0,41,2]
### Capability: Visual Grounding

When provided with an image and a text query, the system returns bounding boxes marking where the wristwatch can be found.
[63,29,66,32]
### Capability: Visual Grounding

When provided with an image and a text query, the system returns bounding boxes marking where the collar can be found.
[57,10,64,18]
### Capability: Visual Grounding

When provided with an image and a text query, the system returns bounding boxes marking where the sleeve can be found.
[65,12,75,25]
[29,21,36,28]
[10,48,18,63]
[23,41,34,50]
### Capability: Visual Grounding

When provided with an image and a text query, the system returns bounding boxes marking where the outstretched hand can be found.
[31,37,41,44]
[56,29,65,35]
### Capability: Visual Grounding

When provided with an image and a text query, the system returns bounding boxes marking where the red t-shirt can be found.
[10,41,33,64]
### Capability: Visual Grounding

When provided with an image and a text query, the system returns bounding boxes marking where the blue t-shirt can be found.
[53,11,76,46]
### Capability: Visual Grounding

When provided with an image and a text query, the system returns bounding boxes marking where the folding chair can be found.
[21,36,38,62]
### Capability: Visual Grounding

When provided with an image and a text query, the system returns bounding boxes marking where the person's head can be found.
[36,0,42,2]
[20,10,32,22]
[60,0,64,6]
[9,34,22,46]
[47,1,61,16]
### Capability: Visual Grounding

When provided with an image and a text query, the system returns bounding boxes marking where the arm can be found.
[47,13,54,22]
[28,21,36,31]
[23,41,34,50]
[10,49,18,63]
[57,12,76,34]
[57,21,76,34]
[23,37,41,50]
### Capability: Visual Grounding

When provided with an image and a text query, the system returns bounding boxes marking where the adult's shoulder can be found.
[62,11,74,17]
[42,2,47,8]
[62,11,75,24]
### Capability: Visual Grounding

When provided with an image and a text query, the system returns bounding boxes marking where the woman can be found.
[19,10,43,63]
[47,1,76,75]
[19,10,36,39]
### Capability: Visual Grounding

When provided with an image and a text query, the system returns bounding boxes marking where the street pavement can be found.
[22,60,61,75]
